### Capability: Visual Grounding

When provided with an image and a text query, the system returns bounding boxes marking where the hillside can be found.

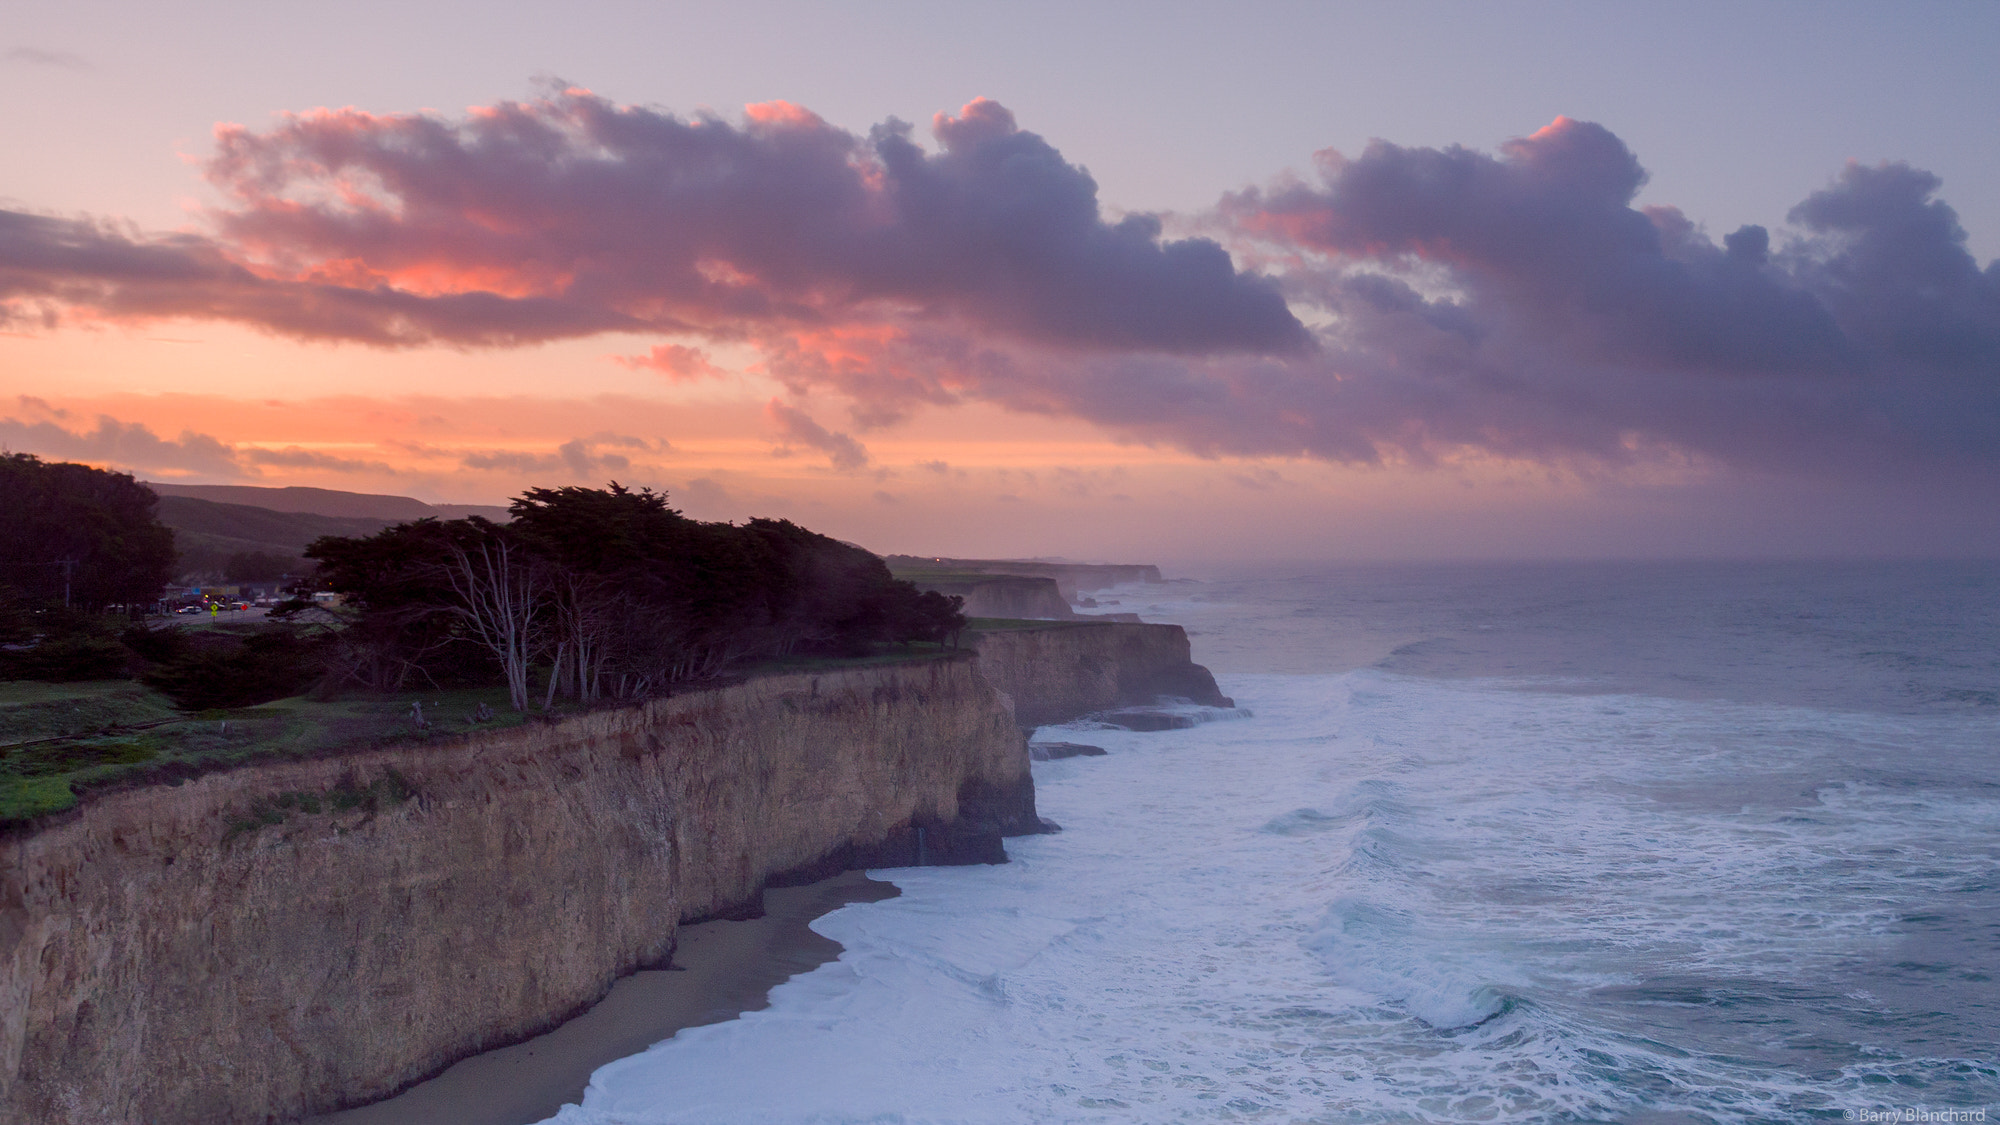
[144,483,508,522]
[144,484,511,581]
[155,496,396,578]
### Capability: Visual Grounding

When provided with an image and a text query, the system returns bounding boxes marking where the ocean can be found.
[543,561,2000,1124]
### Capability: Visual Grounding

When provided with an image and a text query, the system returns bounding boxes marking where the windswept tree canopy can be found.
[0,454,176,612]
[307,484,965,707]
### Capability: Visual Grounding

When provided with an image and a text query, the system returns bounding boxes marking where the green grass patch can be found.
[0,681,180,746]
[224,768,416,841]
[0,640,1007,833]
[0,684,517,831]
[0,775,78,822]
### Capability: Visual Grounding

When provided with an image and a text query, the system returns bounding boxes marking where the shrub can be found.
[119,623,188,664]
[0,636,131,682]
[142,629,324,710]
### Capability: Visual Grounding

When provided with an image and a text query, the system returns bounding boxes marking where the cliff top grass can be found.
[0,683,525,828]
[1,680,181,747]
[0,636,1021,830]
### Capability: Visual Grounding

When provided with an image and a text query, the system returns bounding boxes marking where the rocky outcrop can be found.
[0,659,1028,1125]
[973,621,1232,729]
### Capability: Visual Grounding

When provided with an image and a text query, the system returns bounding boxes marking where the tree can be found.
[432,519,546,712]
[0,454,176,613]
[309,518,547,708]
[225,551,300,584]
[309,484,971,707]
[306,521,467,693]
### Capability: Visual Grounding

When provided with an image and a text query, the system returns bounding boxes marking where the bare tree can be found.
[437,522,545,711]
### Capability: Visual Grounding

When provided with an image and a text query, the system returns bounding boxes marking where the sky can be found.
[3,1,1997,563]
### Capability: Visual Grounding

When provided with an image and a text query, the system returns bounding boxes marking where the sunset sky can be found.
[4,1,1997,562]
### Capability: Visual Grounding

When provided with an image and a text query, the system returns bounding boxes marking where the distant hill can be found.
[143,483,509,522]
[153,496,396,580]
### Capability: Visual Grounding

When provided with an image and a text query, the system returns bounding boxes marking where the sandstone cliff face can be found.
[0,659,1025,1125]
[0,623,1228,1125]
[908,575,1076,620]
[972,622,1231,729]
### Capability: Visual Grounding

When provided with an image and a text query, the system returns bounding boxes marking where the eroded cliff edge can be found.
[0,622,1221,1125]
[973,621,1232,728]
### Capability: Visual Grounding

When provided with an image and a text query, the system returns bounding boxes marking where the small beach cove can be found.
[303,871,899,1125]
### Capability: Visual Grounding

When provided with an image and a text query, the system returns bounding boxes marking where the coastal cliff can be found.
[0,621,1223,1124]
[974,621,1232,728]
[905,574,1077,620]
[0,659,1027,1125]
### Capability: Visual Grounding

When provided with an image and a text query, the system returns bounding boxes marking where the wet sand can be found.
[302,870,900,1125]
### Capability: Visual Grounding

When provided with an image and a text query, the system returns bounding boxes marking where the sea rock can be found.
[1029,741,1108,760]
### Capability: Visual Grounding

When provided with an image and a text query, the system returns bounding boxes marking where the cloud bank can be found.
[2,89,1300,355]
[3,95,1995,482]
[0,399,658,485]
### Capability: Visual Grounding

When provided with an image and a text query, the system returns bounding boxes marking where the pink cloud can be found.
[616,343,728,380]
[5,99,1998,485]
[765,399,869,470]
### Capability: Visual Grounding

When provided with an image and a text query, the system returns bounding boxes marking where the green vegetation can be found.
[0,776,82,824]
[223,769,415,841]
[1,482,978,830]
[0,454,175,613]
[152,493,389,581]
[0,684,520,828]
[0,680,180,745]
[311,484,966,710]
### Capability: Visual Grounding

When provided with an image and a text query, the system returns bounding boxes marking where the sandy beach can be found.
[302,870,900,1125]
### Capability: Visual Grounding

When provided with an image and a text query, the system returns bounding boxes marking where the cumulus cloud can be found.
[616,343,729,380]
[5,97,1997,482]
[0,209,628,346]
[1202,120,2000,472]
[765,399,869,470]
[1,89,1300,355]
[0,412,245,477]
[240,447,396,474]
[458,433,661,477]
[757,118,2000,478]
[0,409,400,479]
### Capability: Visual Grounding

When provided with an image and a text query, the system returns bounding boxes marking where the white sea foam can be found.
[539,566,2000,1124]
